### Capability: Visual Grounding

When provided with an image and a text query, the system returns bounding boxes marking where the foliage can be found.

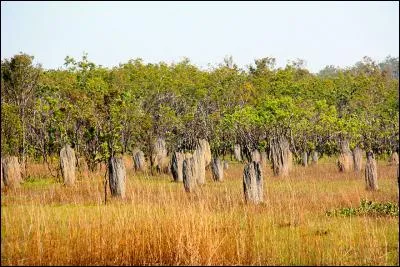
[1,103,22,156]
[1,53,41,160]
[326,199,399,217]
[1,53,398,168]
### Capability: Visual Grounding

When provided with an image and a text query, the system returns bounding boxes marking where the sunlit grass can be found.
[1,156,398,265]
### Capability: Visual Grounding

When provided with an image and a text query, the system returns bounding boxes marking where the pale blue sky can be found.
[1,1,399,73]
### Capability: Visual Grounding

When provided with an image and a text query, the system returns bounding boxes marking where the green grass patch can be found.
[326,199,399,217]
[22,176,57,188]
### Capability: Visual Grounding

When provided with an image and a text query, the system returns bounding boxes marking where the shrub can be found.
[326,199,399,217]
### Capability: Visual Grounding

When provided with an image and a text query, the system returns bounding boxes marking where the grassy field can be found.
[1,156,399,266]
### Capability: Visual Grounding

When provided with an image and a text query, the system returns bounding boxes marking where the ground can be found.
[1,156,398,265]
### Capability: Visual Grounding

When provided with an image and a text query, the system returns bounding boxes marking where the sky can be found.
[1,1,399,73]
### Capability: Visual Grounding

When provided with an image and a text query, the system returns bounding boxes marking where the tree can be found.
[1,53,41,175]
[1,52,398,184]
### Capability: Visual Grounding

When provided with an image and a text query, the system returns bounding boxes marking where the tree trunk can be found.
[133,149,146,172]
[171,151,184,182]
[390,152,399,165]
[353,146,363,172]
[302,151,308,167]
[243,161,263,204]
[183,157,197,192]
[211,158,224,182]
[108,156,126,198]
[60,145,76,186]
[365,152,378,191]
[2,156,22,188]
[234,144,242,162]
[270,136,290,177]
[337,139,353,172]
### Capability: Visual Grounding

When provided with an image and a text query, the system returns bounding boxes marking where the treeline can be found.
[1,53,399,175]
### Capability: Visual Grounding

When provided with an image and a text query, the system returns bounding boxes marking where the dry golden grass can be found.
[1,156,399,266]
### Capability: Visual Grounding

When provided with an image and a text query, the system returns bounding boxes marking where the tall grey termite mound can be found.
[243,161,263,204]
[198,139,211,167]
[60,145,76,186]
[251,150,261,163]
[171,151,185,182]
[311,150,318,164]
[288,150,293,171]
[193,148,205,185]
[390,152,399,165]
[270,136,290,176]
[211,158,223,182]
[183,157,197,192]
[133,149,146,172]
[260,151,268,167]
[189,139,211,185]
[2,156,22,188]
[337,139,353,172]
[365,152,378,191]
[302,151,308,167]
[234,144,242,161]
[352,146,363,172]
[108,156,126,198]
[153,138,169,173]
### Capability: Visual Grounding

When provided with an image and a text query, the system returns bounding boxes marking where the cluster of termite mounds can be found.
[2,136,399,204]
[336,138,383,191]
[179,139,212,192]
[239,136,292,204]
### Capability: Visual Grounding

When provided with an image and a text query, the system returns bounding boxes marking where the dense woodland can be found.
[1,53,399,178]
